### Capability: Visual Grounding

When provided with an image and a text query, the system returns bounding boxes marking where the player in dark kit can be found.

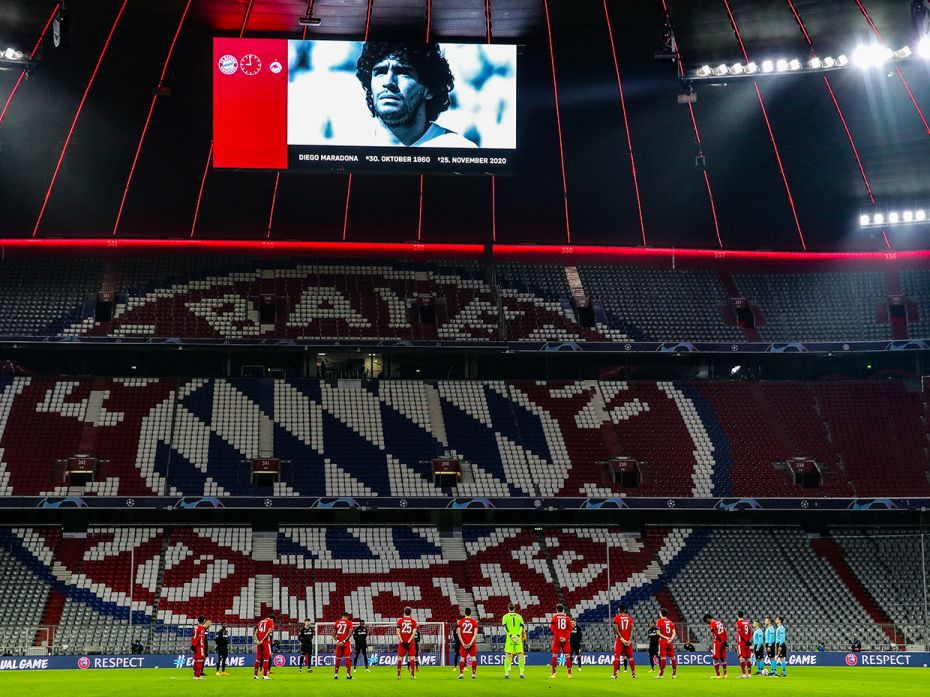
[297,619,314,673]
[647,624,659,672]
[569,618,582,672]
[353,619,370,672]
[703,614,728,679]
[215,623,229,675]
[449,616,460,671]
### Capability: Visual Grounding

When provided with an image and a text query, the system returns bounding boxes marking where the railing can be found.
[5,621,926,657]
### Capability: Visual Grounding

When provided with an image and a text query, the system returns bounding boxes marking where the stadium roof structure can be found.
[1,1,929,251]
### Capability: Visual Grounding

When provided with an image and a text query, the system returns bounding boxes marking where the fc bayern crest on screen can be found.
[217,54,238,75]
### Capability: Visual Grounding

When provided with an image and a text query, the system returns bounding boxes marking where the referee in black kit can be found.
[353,619,370,671]
[648,624,660,671]
[298,619,314,673]
[569,617,583,671]
[215,623,229,675]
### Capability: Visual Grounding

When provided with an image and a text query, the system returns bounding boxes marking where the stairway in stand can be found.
[253,530,278,618]
[34,532,84,648]
[439,527,476,613]
[536,531,569,608]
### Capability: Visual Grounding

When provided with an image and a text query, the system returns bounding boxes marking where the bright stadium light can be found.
[852,44,893,67]
[852,45,870,67]
[919,37,930,58]
[688,37,921,83]
[860,207,930,228]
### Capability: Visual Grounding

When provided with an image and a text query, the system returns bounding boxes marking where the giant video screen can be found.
[213,38,517,174]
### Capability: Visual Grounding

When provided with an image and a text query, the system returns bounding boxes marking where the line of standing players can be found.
[188,606,788,680]
[700,612,790,679]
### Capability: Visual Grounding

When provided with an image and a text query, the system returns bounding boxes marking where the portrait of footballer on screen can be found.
[287,40,516,149]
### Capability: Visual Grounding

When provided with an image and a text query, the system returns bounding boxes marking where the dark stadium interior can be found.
[0,1,929,671]
[1,1,930,249]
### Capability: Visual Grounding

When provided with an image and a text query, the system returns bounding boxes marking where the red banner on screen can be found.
[213,38,288,169]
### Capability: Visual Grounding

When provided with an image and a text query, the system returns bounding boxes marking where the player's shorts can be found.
[766,644,776,659]
[551,638,569,655]
[335,643,351,659]
[614,638,634,659]
[737,640,751,660]
[397,641,417,657]
[754,646,764,660]
[777,643,787,659]
[504,636,524,654]
[459,644,477,661]
[193,649,205,661]
[711,640,727,661]
[256,642,271,661]
[658,640,675,658]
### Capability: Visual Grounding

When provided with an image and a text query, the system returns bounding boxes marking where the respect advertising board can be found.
[2,651,928,671]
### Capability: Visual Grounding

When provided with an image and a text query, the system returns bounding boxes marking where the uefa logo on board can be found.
[218,54,238,75]
[273,655,286,667]
[77,656,90,669]
[845,653,858,666]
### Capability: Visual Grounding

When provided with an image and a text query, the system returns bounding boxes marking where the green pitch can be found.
[3,666,929,696]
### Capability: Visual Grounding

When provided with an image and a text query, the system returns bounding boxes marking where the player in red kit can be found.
[548,603,573,679]
[396,607,418,679]
[655,608,677,679]
[253,613,275,680]
[332,613,354,679]
[735,611,752,679]
[703,614,728,678]
[457,607,479,679]
[191,616,210,679]
[612,604,636,679]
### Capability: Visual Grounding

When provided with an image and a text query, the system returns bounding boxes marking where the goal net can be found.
[314,621,446,668]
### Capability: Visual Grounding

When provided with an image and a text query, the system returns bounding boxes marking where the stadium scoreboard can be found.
[213,38,517,175]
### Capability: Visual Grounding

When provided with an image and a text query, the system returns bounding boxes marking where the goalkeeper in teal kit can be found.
[502,603,526,679]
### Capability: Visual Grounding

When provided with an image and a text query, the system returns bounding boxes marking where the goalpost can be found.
[314,621,447,668]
